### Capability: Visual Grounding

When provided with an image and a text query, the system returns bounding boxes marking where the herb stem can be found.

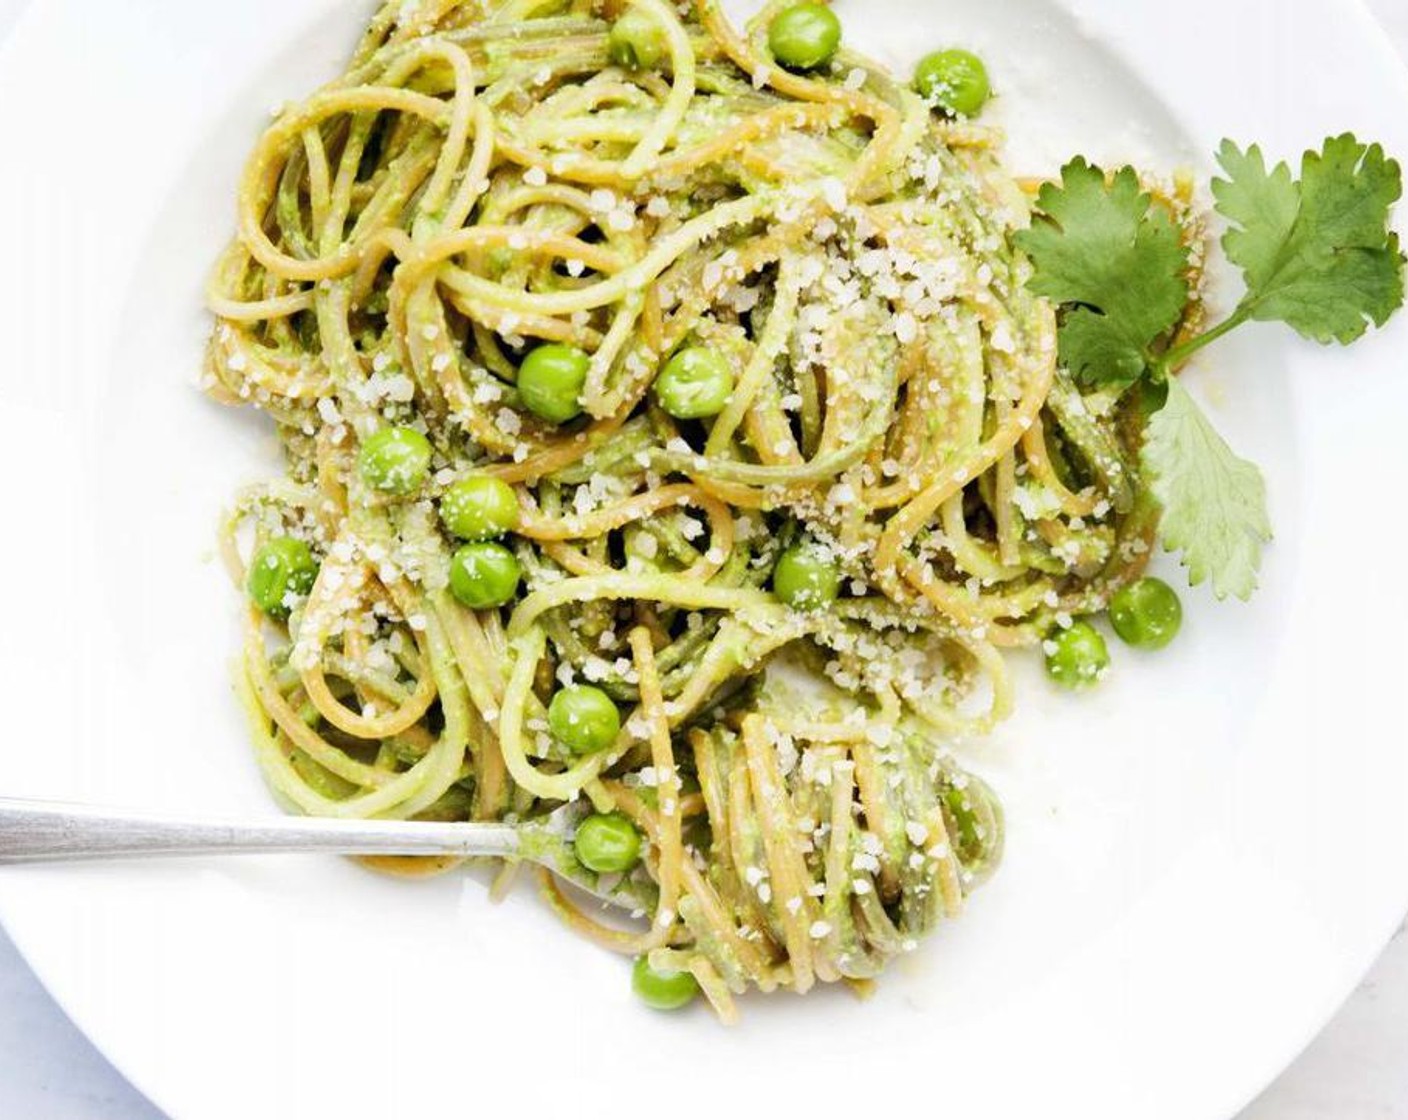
[1157,306,1252,374]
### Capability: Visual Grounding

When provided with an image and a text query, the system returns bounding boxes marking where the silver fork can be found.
[0,797,647,909]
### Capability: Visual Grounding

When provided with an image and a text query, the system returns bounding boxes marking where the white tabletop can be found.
[2,2,1406,1117]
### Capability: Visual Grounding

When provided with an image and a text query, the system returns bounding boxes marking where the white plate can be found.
[1,1,1406,1117]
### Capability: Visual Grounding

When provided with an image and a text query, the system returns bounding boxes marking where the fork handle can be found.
[0,798,522,862]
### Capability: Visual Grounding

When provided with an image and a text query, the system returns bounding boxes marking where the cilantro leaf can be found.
[1015,159,1189,387]
[1142,380,1271,601]
[1213,135,1405,343]
[1021,134,1404,602]
[1210,142,1301,287]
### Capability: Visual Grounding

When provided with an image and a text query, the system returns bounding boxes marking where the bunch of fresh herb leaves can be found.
[1015,134,1404,600]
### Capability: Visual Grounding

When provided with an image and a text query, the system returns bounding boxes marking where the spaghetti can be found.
[206,0,1182,1017]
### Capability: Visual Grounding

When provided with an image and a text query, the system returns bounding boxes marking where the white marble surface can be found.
[1,2,1406,1118]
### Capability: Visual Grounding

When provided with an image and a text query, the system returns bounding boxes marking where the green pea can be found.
[913,48,991,117]
[631,955,699,1010]
[767,2,841,70]
[654,347,734,419]
[608,9,665,70]
[772,542,840,610]
[358,426,432,495]
[574,812,642,874]
[517,343,590,424]
[547,684,621,755]
[448,542,521,609]
[440,476,519,541]
[1109,577,1182,651]
[247,536,319,619]
[1044,620,1110,689]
